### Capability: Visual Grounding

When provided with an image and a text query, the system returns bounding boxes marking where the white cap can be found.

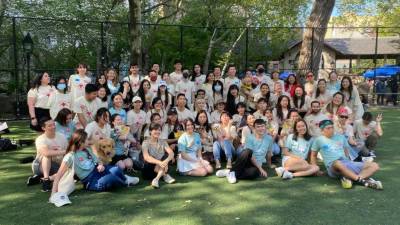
[49,192,72,207]
[159,80,167,87]
[132,96,142,103]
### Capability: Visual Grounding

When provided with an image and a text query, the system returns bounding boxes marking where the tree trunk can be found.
[297,0,335,78]
[129,0,142,70]
[0,0,8,30]
[221,29,246,76]
[203,28,218,73]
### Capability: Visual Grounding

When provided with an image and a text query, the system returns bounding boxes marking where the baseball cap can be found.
[49,192,72,207]
[159,80,167,87]
[132,96,142,103]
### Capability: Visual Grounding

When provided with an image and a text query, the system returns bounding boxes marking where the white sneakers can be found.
[227,171,237,184]
[275,167,293,180]
[216,169,230,177]
[163,174,176,184]
[216,169,236,184]
[124,175,140,186]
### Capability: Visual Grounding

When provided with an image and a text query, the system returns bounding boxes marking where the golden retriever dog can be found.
[92,138,115,165]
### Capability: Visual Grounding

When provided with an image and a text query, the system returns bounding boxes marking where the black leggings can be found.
[231,149,260,180]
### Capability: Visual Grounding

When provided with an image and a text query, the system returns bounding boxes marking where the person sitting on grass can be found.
[353,112,383,159]
[177,119,213,176]
[142,123,176,188]
[275,119,320,180]
[216,119,272,184]
[310,119,383,190]
[51,129,139,193]
[27,117,68,192]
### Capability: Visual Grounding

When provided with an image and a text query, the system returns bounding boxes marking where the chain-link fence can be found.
[0,16,399,119]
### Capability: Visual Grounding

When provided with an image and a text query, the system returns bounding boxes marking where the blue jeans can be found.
[82,165,126,191]
[213,140,234,161]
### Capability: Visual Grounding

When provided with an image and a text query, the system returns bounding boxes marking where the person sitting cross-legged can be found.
[215,119,272,184]
[310,119,382,190]
[275,119,320,180]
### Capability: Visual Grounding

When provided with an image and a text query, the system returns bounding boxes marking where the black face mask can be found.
[257,68,265,74]
[183,72,189,79]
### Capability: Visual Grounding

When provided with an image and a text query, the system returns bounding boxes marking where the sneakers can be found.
[226,159,232,169]
[282,170,294,180]
[162,174,176,184]
[151,179,159,189]
[369,151,376,158]
[341,177,353,189]
[362,156,374,162]
[27,174,41,186]
[363,178,383,190]
[42,178,52,192]
[226,171,237,184]
[124,175,140,187]
[215,160,221,169]
[216,169,230,178]
[275,167,285,177]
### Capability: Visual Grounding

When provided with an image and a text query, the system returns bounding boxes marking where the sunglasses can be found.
[339,115,348,119]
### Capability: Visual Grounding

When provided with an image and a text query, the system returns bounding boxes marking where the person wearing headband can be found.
[310,119,383,190]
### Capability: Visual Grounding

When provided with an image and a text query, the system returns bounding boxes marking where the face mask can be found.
[257,68,265,74]
[183,73,189,79]
[214,85,222,92]
[57,83,66,90]
[150,76,157,82]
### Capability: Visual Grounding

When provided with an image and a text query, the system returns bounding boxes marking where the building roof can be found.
[286,37,400,57]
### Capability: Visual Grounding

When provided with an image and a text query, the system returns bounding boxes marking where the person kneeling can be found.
[52,129,139,193]
[216,119,272,184]
[310,120,382,190]
[275,119,320,180]
[142,123,176,189]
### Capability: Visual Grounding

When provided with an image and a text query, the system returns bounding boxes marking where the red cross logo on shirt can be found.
[60,102,67,107]
[86,111,92,117]
[79,84,84,89]
[183,89,187,93]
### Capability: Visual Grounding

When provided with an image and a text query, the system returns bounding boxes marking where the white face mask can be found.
[214,85,222,92]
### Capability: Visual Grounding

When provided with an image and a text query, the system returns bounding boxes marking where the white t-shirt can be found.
[123,74,142,93]
[96,98,109,109]
[146,109,167,124]
[193,75,206,91]
[144,76,161,96]
[223,76,241,98]
[35,132,68,164]
[47,91,71,119]
[175,80,195,104]
[304,112,329,137]
[73,96,99,124]
[127,109,147,135]
[85,121,111,141]
[210,110,222,124]
[313,91,332,108]
[354,119,377,141]
[68,74,91,105]
[28,85,56,109]
[170,71,183,85]
[176,107,194,123]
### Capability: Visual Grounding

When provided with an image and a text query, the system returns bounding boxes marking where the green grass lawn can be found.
[1,108,400,225]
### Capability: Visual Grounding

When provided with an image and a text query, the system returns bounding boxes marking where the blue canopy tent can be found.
[280,71,295,80]
[363,65,400,78]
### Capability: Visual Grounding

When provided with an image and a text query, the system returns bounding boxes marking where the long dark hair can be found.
[55,76,68,94]
[138,79,151,110]
[292,119,311,141]
[204,72,214,84]
[95,74,111,95]
[293,86,306,109]
[157,84,170,109]
[66,129,88,153]
[340,76,353,102]
[226,85,239,114]
[195,110,211,132]
[325,92,345,115]
[54,108,73,126]
[276,95,291,121]
[259,83,271,103]
[31,72,51,90]
[94,107,110,123]
[191,64,202,81]
[284,74,298,89]
[315,79,326,98]
[212,80,224,98]
[118,81,134,104]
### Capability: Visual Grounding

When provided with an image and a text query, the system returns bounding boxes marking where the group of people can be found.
[26,60,384,200]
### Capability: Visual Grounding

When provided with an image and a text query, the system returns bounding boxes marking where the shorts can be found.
[327,159,364,178]
[31,157,60,177]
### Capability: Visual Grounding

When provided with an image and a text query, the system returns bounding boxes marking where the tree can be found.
[297,0,335,78]
[128,0,142,68]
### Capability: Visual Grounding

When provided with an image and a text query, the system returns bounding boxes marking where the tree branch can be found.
[142,0,172,14]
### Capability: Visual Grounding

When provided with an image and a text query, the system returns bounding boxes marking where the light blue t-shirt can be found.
[178,132,202,154]
[55,121,76,141]
[326,81,341,95]
[244,133,273,166]
[63,148,98,180]
[311,134,350,168]
[285,134,313,160]
[111,129,125,156]
[109,107,127,124]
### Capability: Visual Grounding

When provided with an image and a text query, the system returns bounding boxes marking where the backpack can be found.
[0,138,17,151]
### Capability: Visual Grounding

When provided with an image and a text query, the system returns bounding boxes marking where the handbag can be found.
[58,155,75,195]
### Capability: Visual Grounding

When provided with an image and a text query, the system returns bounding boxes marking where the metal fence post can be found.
[310,27,314,75]
[100,22,105,71]
[373,27,379,104]
[245,27,249,69]
[12,17,20,119]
